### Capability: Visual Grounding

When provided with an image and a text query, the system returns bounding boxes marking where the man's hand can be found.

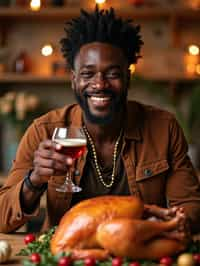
[30,139,73,187]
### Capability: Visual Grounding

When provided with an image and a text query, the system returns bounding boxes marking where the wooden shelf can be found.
[0,5,199,86]
[141,74,200,82]
[0,6,79,21]
[0,73,199,85]
[0,6,199,21]
[0,73,70,84]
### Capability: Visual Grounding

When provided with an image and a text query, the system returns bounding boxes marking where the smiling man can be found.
[72,42,128,125]
[0,6,200,239]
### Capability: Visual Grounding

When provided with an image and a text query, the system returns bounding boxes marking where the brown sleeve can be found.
[166,117,200,233]
[0,122,42,233]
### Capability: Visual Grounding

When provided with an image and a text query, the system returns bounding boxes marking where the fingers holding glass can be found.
[52,127,87,193]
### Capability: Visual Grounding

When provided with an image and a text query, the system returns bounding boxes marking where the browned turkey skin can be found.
[50,196,186,260]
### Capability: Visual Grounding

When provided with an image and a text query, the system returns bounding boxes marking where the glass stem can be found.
[64,167,73,187]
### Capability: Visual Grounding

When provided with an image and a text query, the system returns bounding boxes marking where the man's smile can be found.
[84,90,114,109]
[89,95,112,108]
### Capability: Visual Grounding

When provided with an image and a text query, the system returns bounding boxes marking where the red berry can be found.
[112,257,123,266]
[58,256,72,266]
[24,233,36,244]
[159,256,173,266]
[129,262,140,266]
[193,254,200,264]
[30,253,41,264]
[84,258,96,266]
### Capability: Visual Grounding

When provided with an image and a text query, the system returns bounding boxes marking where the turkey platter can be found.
[50,195,186,260]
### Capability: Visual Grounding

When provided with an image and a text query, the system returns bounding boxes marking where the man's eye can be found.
[80,72,94,78]
[106,72,121,79]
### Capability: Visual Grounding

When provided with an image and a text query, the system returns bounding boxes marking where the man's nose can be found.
[91,72,109,89]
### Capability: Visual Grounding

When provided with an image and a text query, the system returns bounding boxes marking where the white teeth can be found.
[91,96,110,102]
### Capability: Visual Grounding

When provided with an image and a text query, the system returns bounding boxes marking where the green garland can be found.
[17,227,56,256]
[17,227,200,266]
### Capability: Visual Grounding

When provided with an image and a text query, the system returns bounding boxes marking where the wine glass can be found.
[52,127,87,193]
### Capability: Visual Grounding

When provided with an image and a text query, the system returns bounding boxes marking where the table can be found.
[1,232,200,266]
[0,233,25,266]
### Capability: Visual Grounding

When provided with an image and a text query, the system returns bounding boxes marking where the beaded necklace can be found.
[83,126,123,188]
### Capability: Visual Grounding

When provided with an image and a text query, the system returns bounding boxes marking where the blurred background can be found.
[0,0,200,178]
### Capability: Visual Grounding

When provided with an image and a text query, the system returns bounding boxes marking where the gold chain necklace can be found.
[83,126,123,188]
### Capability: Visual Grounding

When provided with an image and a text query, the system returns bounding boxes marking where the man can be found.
[0,6,199,237]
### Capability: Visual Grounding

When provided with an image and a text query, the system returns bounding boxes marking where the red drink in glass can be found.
[54,138,86,159]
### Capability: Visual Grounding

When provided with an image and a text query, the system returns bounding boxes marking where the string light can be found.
[30,0,41,11]
[95,0,106,4]
[129,64,136,74]
[188,44,199,56]
[41,44,54,57]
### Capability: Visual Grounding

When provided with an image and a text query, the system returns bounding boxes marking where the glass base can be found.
[56,184,82,193]
[71,185,82,193]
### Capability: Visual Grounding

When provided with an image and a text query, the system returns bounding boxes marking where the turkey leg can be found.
[97,214,186,260]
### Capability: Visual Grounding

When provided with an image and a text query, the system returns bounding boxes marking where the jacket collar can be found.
[124,101,143,141]
[67,101,143,141]
[66,104,83,127]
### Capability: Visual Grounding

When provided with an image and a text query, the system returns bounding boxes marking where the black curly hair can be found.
[60,5,143,69]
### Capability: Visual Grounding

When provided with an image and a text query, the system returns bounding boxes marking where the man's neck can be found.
[83,115,124,144]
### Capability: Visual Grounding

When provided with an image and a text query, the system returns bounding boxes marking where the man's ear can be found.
[70,70,75,90]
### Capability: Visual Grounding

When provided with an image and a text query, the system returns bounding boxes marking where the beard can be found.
[74,88,127,125]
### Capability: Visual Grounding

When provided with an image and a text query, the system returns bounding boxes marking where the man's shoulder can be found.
[128,100,176,122]
[33,103,80,127]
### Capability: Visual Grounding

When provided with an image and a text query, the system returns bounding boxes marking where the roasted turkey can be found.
[50,195,186,260]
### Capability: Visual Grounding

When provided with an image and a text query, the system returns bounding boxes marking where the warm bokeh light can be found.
[186,63,196,75]
[188,0,200,9]
[196,64,200,75]
[30,0,41,11]
[95,0,106,4]
[41,44,53,56]
[188,44,199,56]
[129,64,136,74]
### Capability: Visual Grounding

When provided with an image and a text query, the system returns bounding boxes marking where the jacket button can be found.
[144,169,152,177]
[74,169,80,176]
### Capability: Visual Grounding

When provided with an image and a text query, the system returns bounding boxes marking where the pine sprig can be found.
[17,226,200,266]
[186,239,200,254]
[23,251,66,266]
[17,226,56,256]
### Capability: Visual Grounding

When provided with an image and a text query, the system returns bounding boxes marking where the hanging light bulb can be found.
[188,44,199,56]
[95,0,106,4]
[30,0,41,11]
[41,44,54,57]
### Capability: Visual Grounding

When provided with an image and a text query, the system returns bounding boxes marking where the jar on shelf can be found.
[51,0,64,6]
[127,0,144,6]
[13,0,27,6]
[12,51,32,73]
[0,46,9,73]
[52,60,67,75]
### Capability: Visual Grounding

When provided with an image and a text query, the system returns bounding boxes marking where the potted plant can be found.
[174,86,200,168]
[0,91,47,171]
[132,76,200,168]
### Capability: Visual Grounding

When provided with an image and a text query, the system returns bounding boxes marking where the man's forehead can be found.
[74,42,127,68]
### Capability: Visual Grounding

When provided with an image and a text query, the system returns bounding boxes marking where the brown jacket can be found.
[0,101,200,233]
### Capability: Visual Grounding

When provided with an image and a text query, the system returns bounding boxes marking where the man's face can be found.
[71,42,130,125]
